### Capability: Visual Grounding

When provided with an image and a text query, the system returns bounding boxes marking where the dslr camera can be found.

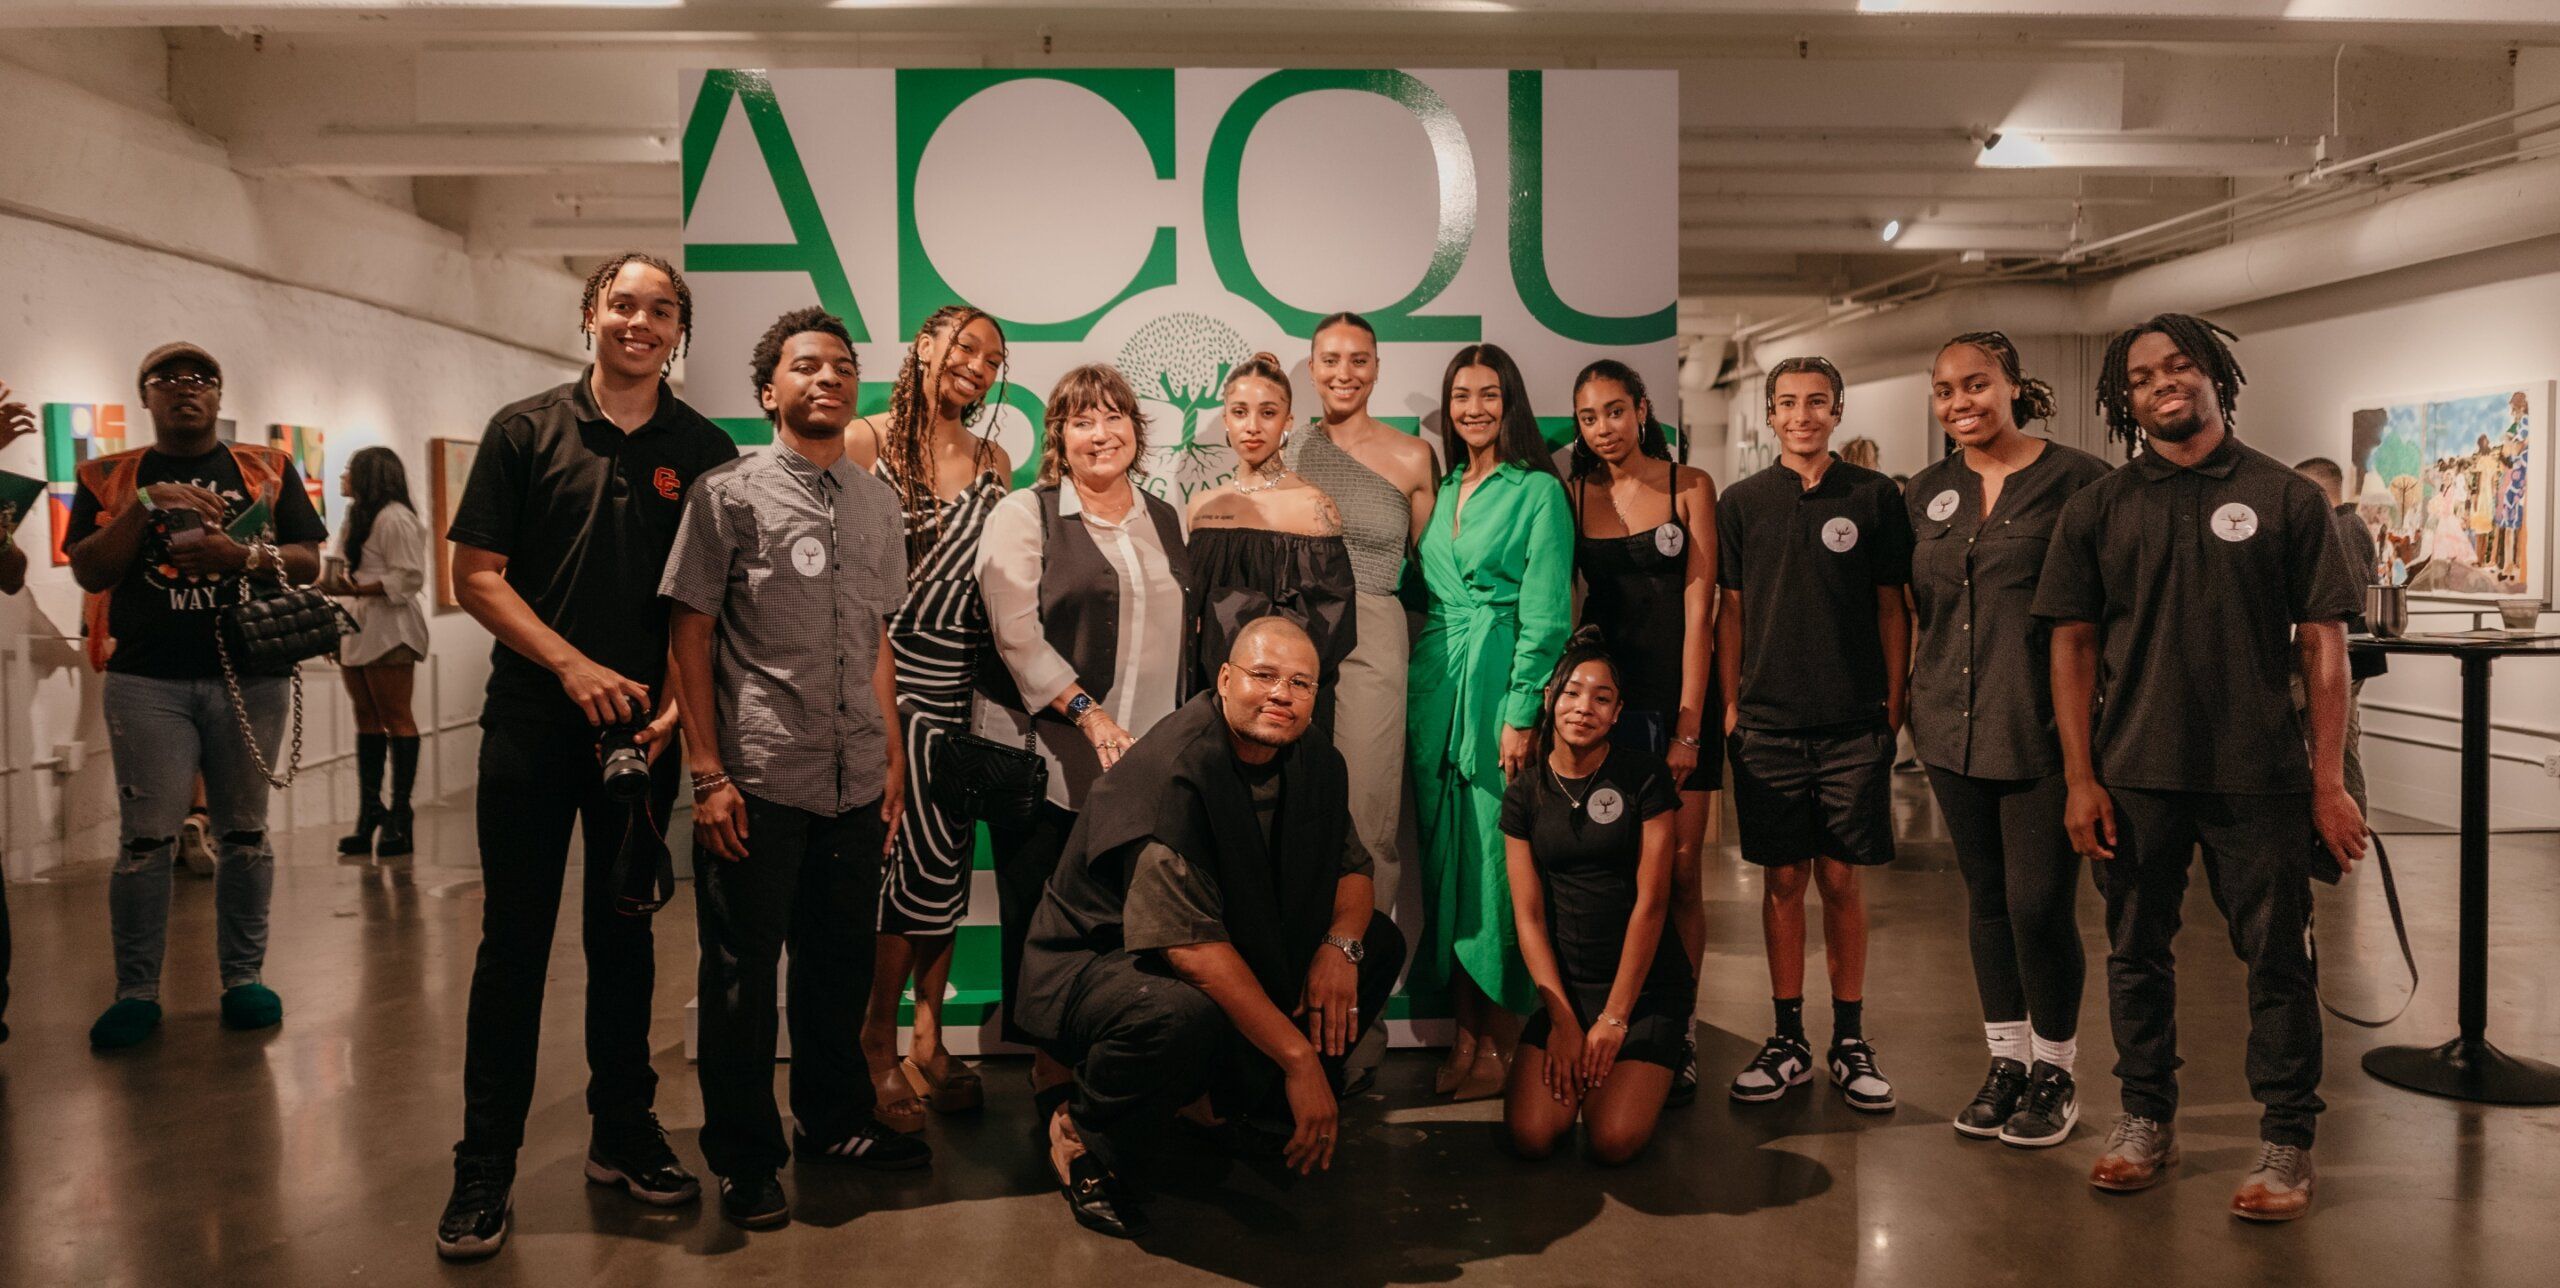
[597,701,653,803]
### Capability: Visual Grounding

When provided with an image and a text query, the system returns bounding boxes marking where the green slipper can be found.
[90,998,163,1050]
[220,983,283,1031]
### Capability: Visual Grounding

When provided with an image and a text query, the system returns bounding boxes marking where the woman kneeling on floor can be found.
[1503,628,1691,1164]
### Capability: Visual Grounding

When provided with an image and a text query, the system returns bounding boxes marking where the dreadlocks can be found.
[1941,331,2059,427]
[882,305,1010,562]
[579,252,692,374]
[2094,313,2245,456]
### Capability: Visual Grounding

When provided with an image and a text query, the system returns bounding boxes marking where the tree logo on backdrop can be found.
[1117,311,1252,494]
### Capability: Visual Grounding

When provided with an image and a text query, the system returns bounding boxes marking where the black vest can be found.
[1014,692,1349,1043]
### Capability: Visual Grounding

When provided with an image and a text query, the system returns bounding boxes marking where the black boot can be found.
[377,806,415,858]
[340,732,388,854]
[338,799,384,855]
[376,734,421,856]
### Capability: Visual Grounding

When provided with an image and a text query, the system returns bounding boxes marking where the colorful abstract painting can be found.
[40,402,128,565]
[2349,383,2549,602]
[268,424,326,519]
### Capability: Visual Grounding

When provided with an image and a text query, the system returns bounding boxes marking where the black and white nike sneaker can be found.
[1728,1034,1814,1103]
[2000,1061,2079,1148]
[1954,1057,2031,1138]
[434,1153,514,1262]
[1667,1032,1701,1108]
[1827,1038,1897,1113]
[586,1112,701,1206]
[796,1122,934,1171]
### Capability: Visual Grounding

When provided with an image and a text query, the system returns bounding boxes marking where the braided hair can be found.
[1940,331,2059,428]
[2094,313,2244,455]
[579,252,691,374]
[1568,358,1682,478]
[881,305,1010,562]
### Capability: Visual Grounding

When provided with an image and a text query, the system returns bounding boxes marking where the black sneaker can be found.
[795,1122,933,1171]
[1667,1034,1700,1108]
[435,1153,514,1262]
[1728,1034,1814,1103]
[585,1113,701,1206]
[1999,1061,2079,1149]
[1954,1057,2031,1138]
[719,1172,790,1230]
[1827,1038,1896,1112]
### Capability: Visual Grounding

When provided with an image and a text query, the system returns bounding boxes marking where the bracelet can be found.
[1673,734,1703,749]
[136,486,159,512]
[1597,1013,1629,1031]
[690,772,731,795]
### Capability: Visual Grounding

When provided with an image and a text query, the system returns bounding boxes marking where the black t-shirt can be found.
[1498,745,1689,1004]
[1715,454,1914,732]
[64,446,328,679]
[2031,434,2362,794]
[448,371,738,725]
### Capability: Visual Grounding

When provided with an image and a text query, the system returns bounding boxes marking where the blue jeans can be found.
[102,672,287,1001]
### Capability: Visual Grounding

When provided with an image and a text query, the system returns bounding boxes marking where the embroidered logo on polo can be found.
[652,466,682,500]
[791,535,827,576]
[1926,490,1960,522]
[2211,503,2260,542]
[1587,786,1626,824]
[1653,523,1684,558]
[1821,517,1860,552]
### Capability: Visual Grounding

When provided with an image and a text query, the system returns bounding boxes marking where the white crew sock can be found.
[2030,1032,2078,1074]
[1984,1020,2030,1064]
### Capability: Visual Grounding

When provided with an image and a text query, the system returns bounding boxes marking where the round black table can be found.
[2351,630,2560,1104]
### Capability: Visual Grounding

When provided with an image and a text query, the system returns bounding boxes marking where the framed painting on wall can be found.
[430,436,477,611]
[2346,382,2551,605]
[39,401,127,565]
[268,424,327,519]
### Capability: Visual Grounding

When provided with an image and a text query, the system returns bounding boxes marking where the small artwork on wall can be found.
[2348,381,2550,604]
[430,436,478,611]
[268,424,326,519]
[39,401,128,565]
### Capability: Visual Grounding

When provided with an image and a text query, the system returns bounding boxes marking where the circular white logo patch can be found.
[1587,786,1626,824]
[2210,503,2260,543]
[1926,489,1961,522]
[791,535,828,576]
[1653,523,1685,558]
[1822,517,1861,552]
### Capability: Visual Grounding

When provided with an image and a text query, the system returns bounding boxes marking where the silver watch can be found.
[1322,933,1365,964]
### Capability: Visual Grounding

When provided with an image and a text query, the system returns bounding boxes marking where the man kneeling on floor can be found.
[1015,617,1406,1239]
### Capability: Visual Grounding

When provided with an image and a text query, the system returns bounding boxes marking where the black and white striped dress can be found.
[877,467,1008,935]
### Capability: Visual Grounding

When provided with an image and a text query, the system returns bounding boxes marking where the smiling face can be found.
[1768,371,1842,458]
[1218,623,1320,749]
[1446,363,1505,457]
[1222,373,1291,470]
[926,314,1006,415]
[1574,376,1645,468]
[2123,329,2221,444]
[1060,399,1138,487]
[1310,321,1378,421]
[761,330,859,438]
[587,261,681,381]
[1550,659,1622,752]
[1932,342,2017,451]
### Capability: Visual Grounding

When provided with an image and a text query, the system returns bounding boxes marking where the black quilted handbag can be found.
[214,574,357,787]
[928,729,1049,823]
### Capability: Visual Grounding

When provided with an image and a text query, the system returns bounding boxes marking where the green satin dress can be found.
[1405,461,1575,1014]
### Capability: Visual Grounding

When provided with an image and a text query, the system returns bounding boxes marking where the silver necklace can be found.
[1233,463,1289,495]
[1548,750,1605,811]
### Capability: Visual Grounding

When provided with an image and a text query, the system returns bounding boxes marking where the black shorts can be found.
[1613,707,1722,793]
[1726,723,1896,868]
[1521,996,1691,1070]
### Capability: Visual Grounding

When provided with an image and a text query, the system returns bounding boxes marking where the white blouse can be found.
[975,480,1185,811]
[336,502,432,667]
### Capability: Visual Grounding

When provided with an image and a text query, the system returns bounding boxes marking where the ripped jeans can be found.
[102,672,287,1001]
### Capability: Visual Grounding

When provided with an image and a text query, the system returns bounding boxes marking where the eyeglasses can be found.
[146,371,219,391]
[1236,666,1318,698]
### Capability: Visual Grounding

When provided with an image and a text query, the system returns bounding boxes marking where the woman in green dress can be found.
[1408,342,1574,1101]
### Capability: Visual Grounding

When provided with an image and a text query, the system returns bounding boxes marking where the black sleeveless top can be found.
[1574,461,1692,715]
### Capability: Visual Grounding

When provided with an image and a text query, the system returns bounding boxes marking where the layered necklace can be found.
[1233,459,1291,496]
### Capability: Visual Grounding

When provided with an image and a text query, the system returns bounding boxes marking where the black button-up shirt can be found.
[1903,441,2114,780]
[448,371,739,725]
[2031,434,2361,795]
[659,444,907,817]
[1716,454,1914,733]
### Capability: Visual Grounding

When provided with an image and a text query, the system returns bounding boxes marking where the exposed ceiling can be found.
[6,1,2559,339]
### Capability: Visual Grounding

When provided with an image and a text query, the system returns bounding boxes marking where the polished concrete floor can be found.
[2,777,2557,1287]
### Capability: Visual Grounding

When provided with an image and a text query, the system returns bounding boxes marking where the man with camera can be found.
[436,254,739,1261]
[61,344,326,1051]
[661,306,924,1232]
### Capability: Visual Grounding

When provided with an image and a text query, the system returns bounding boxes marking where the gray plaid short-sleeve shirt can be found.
[659,443,907,816]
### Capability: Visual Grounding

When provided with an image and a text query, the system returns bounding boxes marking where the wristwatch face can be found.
[1067,693,1095,719]
[1330,936,1364,963]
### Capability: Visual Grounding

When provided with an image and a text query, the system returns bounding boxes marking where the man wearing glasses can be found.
[1014,618,1405,1239]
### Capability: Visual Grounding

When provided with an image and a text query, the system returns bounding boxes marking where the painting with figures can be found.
[2348,382,2549,603]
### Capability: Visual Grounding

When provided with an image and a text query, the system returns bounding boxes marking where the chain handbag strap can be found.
[212,576,308,789]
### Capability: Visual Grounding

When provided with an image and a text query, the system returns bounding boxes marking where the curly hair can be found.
[1568,358,1680,478]
[2095,313,2245,455]
[1763,355,1845,422]
[1940,330,2058,428]
[747,307,856,426]
[580,252,691,373]
[880,305,1009,560]
[1038,364,1151,488]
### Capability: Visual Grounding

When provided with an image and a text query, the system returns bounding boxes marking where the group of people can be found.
[26,248,2376,1259]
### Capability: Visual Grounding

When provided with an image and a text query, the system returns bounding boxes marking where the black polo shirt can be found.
[2332,502,2389,681]
[2031,434,2360,795]
[448,370,739,726]
[1903,440,2113,780]
[1716,454,1914,733]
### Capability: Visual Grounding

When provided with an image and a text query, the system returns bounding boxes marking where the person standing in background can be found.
[328,446,432,859]
[0,388,30,1046]
[2292,456,2385,817]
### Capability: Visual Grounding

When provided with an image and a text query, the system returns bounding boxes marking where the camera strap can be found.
[609,793,677,917]
[2306,829,2418,1029]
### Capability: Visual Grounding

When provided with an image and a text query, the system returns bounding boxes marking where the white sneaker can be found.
[178,815,216,877]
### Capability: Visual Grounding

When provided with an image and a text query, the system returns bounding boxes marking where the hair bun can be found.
[1251,351,1281,368]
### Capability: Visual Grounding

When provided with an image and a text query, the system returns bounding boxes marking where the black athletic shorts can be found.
[1725,722,1896,868]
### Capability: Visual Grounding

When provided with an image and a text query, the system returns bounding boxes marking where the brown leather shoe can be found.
[2230,1141,2316,1222]
[2089,1114,2179,1192]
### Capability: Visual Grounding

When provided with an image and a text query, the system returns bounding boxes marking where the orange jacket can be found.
[74,443,293,672]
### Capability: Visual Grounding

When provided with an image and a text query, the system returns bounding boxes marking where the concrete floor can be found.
[2,777,2556,1287]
